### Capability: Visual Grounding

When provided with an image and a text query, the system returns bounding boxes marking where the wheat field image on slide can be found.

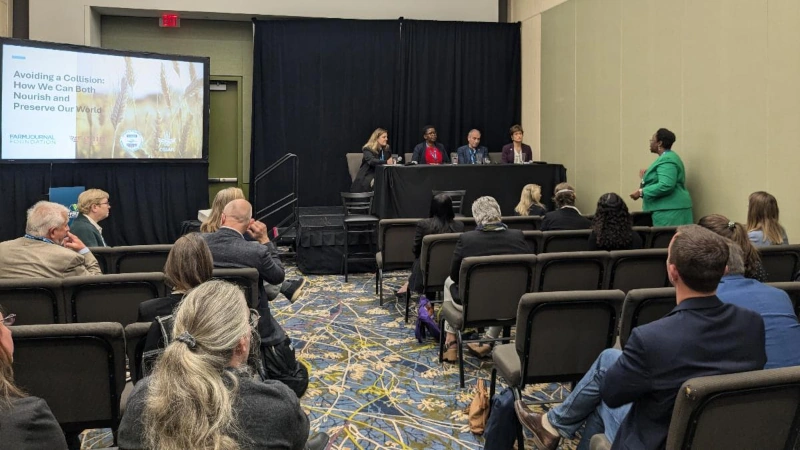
[75,57,203,159]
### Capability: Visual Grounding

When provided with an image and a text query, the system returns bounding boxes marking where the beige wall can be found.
[539,0,800,239]
[30,0,498,45]
[0,0,9,37]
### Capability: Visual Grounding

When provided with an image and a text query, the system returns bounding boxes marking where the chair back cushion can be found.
[534,252,609,292]
[212,268,260,308]
[0,278,62,325]
[378,219,420,269]
[346,153,362,182]
[113,245,173,274]
[420,233,461,291]
[759,245,800,282]
[503,215,543,231]
[459,254,536,327]
[124,322,152,385]
[649,227,678,249]
[666,366,800,450]
[11,322,126,432]
[516,291,623,383]
[606,249,669,293]
[63,273,165,326]
[619,287,676,348]
[542,230,592,253]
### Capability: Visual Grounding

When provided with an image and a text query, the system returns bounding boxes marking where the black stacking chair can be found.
[376,219,419,305]
[541,230,593,253]
[0,278,63,324]
[413,233,462,322]
[605,249,670,293]
[492,290,624,449]
[648,226,678,249]
[759,245,800,282]
[591,366,800,450]
[503,215,544,231]
[340,192,380,282]
[432,190,466,217]
[534,251,609,292]
[618,288,676,348]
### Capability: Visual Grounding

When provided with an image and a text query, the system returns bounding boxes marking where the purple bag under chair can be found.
[415,295,441,343]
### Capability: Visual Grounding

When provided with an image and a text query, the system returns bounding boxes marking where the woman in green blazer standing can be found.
[630,128,693,226]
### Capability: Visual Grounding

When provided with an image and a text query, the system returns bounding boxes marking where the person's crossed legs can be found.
[515,348,631,450]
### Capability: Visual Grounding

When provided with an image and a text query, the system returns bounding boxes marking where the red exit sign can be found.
[160,14,180,28]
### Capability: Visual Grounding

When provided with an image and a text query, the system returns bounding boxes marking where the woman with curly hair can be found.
[698,214,768,282]
[588,193,643,251]
[514,184,547,216]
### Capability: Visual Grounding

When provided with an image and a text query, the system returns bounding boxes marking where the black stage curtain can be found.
[251,19,521,208]
[0,163,207,245]
[393,20,521,158]
[251,19,400,209]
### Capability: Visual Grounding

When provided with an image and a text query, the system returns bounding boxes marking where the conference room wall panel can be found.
[540,0,800,238]
[29,0,499,46]
[574,0,621,209]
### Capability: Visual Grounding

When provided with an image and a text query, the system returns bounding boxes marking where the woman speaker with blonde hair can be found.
[351,127,396,193]
[118,279,320,450]
[514,184,547,216]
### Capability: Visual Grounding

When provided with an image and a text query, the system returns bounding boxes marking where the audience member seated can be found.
[716,241,800,369]
[69,189,110,247]
[138,233,213,379]
[588,193,643,251]
[200,187,245,233]
[351,127,396,193]
[747,191,789,246]
[698,214,767,282]
[515,225,766,450]
[0,308,68,450]
[203,199,308,397]
[0,201,101,279]
[514,184,547,217]
[202,193,306,303]
[442,196,529,361]
[395,193,465,297]
[412,125,449,164]
[456,129,489,165]
[118,280,321,450]
[501,124,533,164]
[539,183,592,231]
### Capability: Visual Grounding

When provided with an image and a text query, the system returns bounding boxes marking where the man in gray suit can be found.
[202,199,308,397]
[0,201,102,279]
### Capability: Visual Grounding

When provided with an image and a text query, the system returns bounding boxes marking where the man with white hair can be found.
[442,196,530,361]
[0,201,102,278]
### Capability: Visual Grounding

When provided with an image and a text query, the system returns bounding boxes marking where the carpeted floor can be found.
[82,264,582,449]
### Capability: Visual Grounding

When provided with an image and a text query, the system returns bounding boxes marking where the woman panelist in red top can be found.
[412,125,449,164]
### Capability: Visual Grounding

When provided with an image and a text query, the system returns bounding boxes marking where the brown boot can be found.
[466,342,493,358]
[514,401,561,450]
[443,342,458,363]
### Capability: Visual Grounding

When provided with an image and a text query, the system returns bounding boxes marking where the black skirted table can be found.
[373,163,568,218]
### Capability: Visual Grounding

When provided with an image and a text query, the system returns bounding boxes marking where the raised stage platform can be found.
[296,206,376,275]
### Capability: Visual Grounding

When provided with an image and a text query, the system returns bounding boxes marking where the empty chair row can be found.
[89,244,173,274]
[0,268,259,326]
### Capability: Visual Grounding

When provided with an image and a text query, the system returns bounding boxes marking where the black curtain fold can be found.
[251,18,521,209]
[251,19,401,209]
[0,163,207,245]
[393,20,521,157]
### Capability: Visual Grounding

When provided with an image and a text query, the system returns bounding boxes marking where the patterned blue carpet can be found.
[82,264,580,449]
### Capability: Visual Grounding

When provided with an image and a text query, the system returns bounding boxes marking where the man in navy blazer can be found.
[456,129,489,164]
[515,225,767,450]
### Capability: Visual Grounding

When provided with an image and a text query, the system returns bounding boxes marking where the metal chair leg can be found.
[404,290,411,323]
[457,330,465,388]
[438,316,446,363]
[377,269,383,305]
[343,225,349,282]
[489,368,497,417]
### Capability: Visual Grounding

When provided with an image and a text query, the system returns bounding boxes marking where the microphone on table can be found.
[395,155,403,163]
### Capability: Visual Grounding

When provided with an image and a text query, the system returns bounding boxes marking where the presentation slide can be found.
[1,42,207,160]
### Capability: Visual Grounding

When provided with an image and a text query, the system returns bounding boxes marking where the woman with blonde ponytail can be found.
[118,280,312,450]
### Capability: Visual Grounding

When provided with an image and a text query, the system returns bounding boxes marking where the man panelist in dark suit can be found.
[202,199,308,397]
[0,201,102,279]
[456,129,489,164]
[515,225,767,450]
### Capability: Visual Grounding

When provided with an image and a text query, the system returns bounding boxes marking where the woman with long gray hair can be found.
[118,280,315,450]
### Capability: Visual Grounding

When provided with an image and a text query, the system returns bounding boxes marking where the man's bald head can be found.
[221,199,253,233]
